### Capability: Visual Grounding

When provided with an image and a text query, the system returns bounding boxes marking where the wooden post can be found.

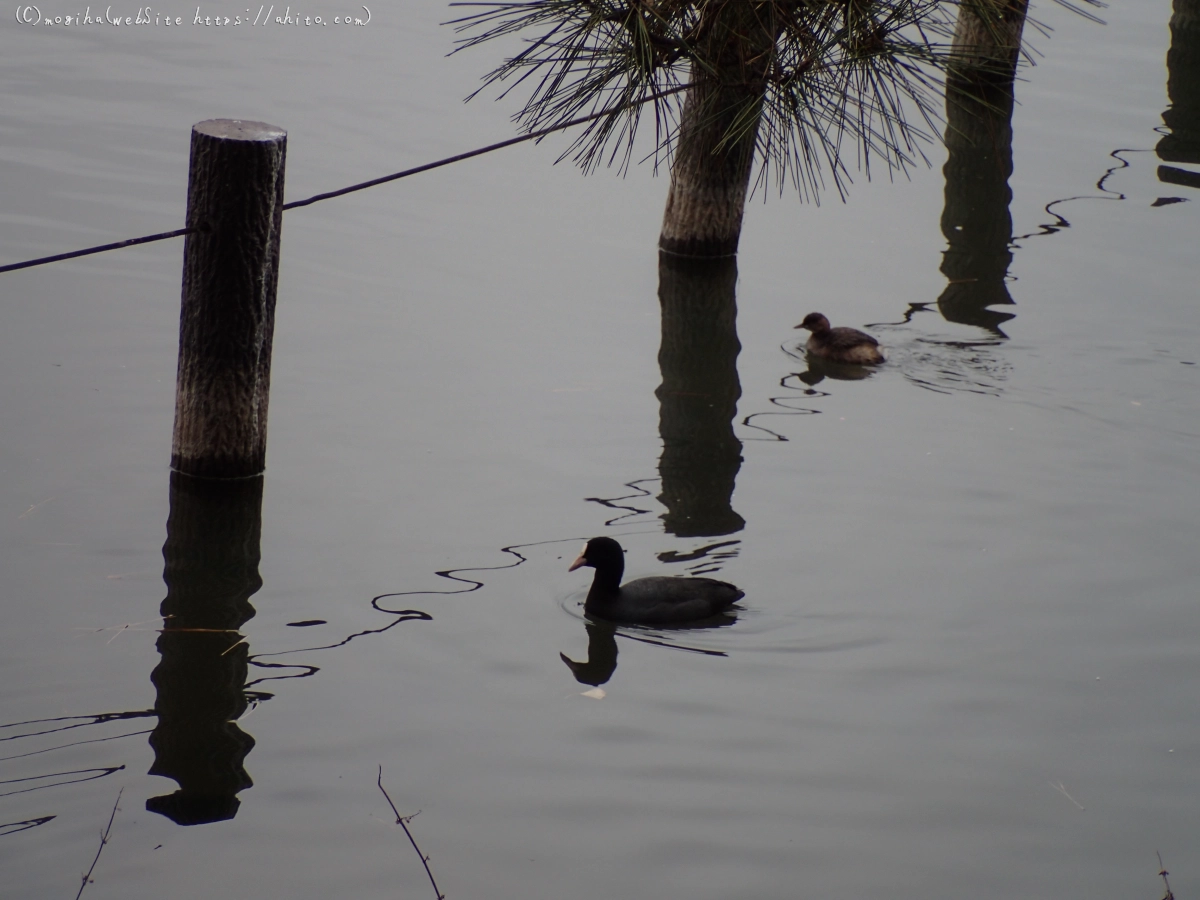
[172,119,286,479]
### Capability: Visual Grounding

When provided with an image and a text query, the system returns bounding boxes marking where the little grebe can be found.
[795,312,885,364]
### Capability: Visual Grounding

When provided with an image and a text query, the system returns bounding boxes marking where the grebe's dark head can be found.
[796,312,830,333]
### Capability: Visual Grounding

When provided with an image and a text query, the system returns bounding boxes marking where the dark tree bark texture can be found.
[659,4,780,258]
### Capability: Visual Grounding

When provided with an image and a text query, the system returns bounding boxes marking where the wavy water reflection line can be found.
[249,537,590,669]
[867,302,932,329]
[0,729,153,764]
[741,400,822,441]
[656,540,739,562]
[0,765,125,799]
[1012,147,1151,242]
[0,815,56,837]
[589,474,746,567]
[250,610,433,662]
[0,712,149,812]
[372,536,589,609]
[585,478,659,525]
[657,539,742,577]
[244,660,321,688]
[0,710,155,744]
[737,361,828,443]
[245,543,594,667]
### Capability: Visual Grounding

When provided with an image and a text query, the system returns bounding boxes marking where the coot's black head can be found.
[568,536,625,581]
[795,312,830,333]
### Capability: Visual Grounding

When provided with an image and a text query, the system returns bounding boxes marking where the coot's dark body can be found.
[569,537,743,625]
[795,312,885,364]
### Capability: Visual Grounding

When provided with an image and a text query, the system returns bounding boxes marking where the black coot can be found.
[568,536,744,625]
[795,312,885,364]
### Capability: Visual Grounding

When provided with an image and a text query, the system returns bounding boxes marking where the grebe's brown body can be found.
[795,312,885,365]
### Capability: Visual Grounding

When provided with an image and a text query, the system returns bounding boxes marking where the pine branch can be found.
[448,0,1104,200]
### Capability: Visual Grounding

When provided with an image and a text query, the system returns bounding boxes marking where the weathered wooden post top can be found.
[172,119,287,480]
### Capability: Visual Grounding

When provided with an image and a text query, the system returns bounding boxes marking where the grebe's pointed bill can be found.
[567,542,589,572]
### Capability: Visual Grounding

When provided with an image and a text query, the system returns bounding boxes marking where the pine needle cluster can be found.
[447,0,1102,201]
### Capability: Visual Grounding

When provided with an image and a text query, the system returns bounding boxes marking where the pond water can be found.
[2,2,1198,898]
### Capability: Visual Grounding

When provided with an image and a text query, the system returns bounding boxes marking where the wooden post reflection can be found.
[146,472,260,825]
[938,0,1028,334]
[1157,0,1200,189]
[655,252,744,537]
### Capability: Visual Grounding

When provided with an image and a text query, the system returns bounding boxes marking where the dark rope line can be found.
[0,226,198,275]
[0,86,690,277]
[282,85,690,209]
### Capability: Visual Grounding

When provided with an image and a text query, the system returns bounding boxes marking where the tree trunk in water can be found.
[659,5,779,258]
[938,0,1029,333]
[659,68,763,257]
[949,0,1029,73]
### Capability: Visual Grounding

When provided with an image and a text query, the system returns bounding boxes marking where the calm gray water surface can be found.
[2,2,1199,898]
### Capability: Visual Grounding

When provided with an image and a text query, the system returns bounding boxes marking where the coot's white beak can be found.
[567,544,589,572]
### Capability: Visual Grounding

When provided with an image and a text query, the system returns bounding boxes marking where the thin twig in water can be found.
[1048,780,1085,810]
[75,787,122,900]
[1157,851,1175,900]
[377,767,445,900]
[18,496,54,519]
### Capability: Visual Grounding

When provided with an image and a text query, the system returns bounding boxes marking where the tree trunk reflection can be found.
[1158,0,1200,190]
[656,253,745,538]
[938,0,1029,334]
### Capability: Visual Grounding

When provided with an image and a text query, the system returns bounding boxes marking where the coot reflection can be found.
[560,621,619,686]
[560,608,738,688]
